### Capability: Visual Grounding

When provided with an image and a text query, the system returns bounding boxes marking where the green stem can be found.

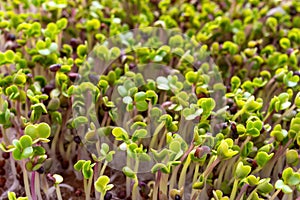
[236,184,248,200]
[87,33,93,52]
[2,128,10,145]
[100,193,105,200]
[35,173,43,200]
[86,176,93,200]
[263,110,273,123]
[22,160,32,200]
[132,178,139,200]
[191,164,200,198]
[229,179,239,200]
[178,155,191,189]
[157,130,167,150]
[216,161,226,189]
[274,104,296,125]
[191,191,200,200]
[261,139,293,177]
[41,174,49,200]
[170,141,195,190]
[132,160,139,200]
[65,142,72,163]
[55,184,63,200]
[51,125,61,156]
[269,189,281,200]
[246,188,257,200]
[153,171,161,200]
[169,165,179,191]
[159,173,168,196]
[193,164,199,183]
[232,108,245,121]
[285,193,293,200]
[149,122,165,149]
[101,112,108,127]
[83,179,87,197]
[100,161,108,176]
[126,156,131,197]
[224,158,236,181]
[240,136,251,151]
[203,156,220,178]
[94,163,100,200]
[265,82,278,106]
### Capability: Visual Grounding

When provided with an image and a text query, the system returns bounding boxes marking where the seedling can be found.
[0,1,300,199]
[94,175,114,200]
[52,174,63,200]
[74,160,95,200]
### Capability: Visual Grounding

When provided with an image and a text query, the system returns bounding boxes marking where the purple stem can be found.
[31,171,36,200]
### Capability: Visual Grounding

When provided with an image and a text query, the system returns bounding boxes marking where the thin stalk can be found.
[193,164,199,183]
[159,173,168,196]
[94,162,100,200]
[41,174,49,200]
[246,188,257,200]
[132,177,139,200]
[169,165,178,191]
[191,164,200,198]
[232,108,245,121]
[58,132,66,161]
[224,158,236,181]
[216,161,226,188]
[203,156,220,178]
[2,128,10,145]
[149,122,165,149]
[22,160,32,200]
[274,104,296,125]
[126,156,131,196]
[273,157,283,180]
[284,193,293,200]
[100,161,108,176]
[236,184,248,200]
[240,136,251,154]
[132,160,139,200]
[261,139,293,177]
[16,101,22,125]
[31,172,37,200]
[250,167,263,175]
[55,184,63,200]
[191,191,200,200]
[87,33,93,52]
[153,171,161,200]
[101,112,108,127]
[269,189,281,200]
[178,155,191,189]
[169,141,195,190]
[263,110,275,124]
[35,173,43,200]
[100,193,105,200]
[86,176,93,200]
[265,82,278,107]
[51,125,61,156]
[157,130,167,150]
[66,143,72,161]
[83,179,87,197]
[229,179,239,200]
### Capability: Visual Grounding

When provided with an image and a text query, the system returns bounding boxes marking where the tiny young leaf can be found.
[82,161,93,179]
[122,166,136,178]
[74,160,85,171]
[36,123,51,139]
[19,135,33,149]
[53,174,63,185]
[235,161,251,179]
